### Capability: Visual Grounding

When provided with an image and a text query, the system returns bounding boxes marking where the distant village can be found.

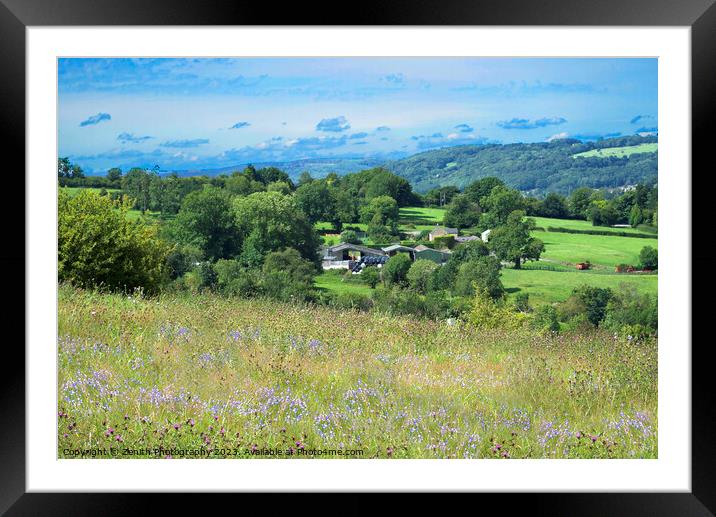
[322,225,491,273]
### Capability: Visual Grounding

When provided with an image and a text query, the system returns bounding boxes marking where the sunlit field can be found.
[58,285,657,459]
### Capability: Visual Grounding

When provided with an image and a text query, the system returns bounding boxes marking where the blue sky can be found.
[58,57,657,173]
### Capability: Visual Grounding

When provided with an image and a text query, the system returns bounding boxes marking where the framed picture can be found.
[3,0,714,511]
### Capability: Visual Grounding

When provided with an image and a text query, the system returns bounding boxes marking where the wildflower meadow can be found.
[58,284,657,459]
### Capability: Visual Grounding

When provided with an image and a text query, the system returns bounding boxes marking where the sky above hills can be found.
[58,57,658,173]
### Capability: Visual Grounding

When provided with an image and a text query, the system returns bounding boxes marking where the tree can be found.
[406,259,438,294]
[539,193,569,219]
[359,195,399,227]
[429,240,490,292]
[573,285,613,326]
[297,171,314,187]
[58,190,169,293]
[122,168,154,213]
[233,191,321,267]
[629,205,644,227]
[294,180,334,224]
[453,256,504,299]
[361,168,416,206]
[443,194,481,229]
[262,247,316,285]
[586,199,620,227]
[106,168,122,182]
[225,171,264,197]
[481,186,525,227]
[172,187,240,261]
[382,253,412,287]
[488,210,544,269]
[639,246,658,270]
[340,230,361,245]
[568,187,594,219]
[360,267,380,288]
[423,186,460,207]
[464,177,505,205]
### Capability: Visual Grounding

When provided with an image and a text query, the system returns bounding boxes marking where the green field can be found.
[572,143,658,159]
[534,231,657,268]
[58,285,657,459]
[502,268,657,305]
[398,206,446,224]
[315,271,373,296]
[61,186,120,197]
[530,216,654,235]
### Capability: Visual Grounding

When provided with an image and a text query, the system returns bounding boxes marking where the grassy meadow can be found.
[572,143,658,159]
[58,285,657,459]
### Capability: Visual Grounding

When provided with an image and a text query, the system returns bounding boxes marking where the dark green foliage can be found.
[406,259,439,294]
[171,187,240,261]
[572,285,613,326]
[639,246,658,270]
[233,191,321,267]
[166,244,203,280]
[538,193,569,218]
[423,185,461,207]
[488,211,544,268]
[512,292,531,313]
[532,304,560,332]
[453,256,504,300]
[382,254,413,287]
[603,284,657,337]
[546,227,657,239]
[429,240,490,292]
[340,230,361,244]
[360,267,381,288]
[481,186,526,227]
[443,194,481,229]
[384,135,657,195]
[327,292,374,311]
[463,177,506,205]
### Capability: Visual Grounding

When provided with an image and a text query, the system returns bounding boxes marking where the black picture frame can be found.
[1,0,713,513]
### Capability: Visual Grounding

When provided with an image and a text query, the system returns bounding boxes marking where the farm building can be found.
[455,235,480,243]
[428,226,458,241]
[322,243,386,270]
[414,245,451,264]
[381,244,417,260]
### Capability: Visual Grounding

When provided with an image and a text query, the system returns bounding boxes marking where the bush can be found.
[166,244,203,280]
[372,286,428,317]
[572,285,613,326]
[213,259,261,297]
[512,292,531,313]
[407,259,439,294]
[602,284,657,337]
[638,246,658,270]
[382,253,413,287]
[468,289,528,330]
[340,229,361,245]
[58,190,170,294]
[453,256,504,300]
[433,234,456,249]
[360,266,381,288]
[531,304,560,333]
[327,292,373,312]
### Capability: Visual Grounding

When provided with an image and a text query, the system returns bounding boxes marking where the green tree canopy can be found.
[172,187,240,261]
[443,194,481,229]
[488,210,544,269]
[58,190,169,293]
[233,191,321,267]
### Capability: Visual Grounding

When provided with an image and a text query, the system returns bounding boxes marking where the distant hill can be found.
[162,157,391,180]
[383,135,658,195]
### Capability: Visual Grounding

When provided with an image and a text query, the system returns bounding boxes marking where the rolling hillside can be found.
[384,135,657,195]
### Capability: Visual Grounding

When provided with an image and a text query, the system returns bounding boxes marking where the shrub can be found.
[572,285,613,326]
[433,234,456,249]
[453,256,504,300]
[602,284,657,337]
[512,292,531,313]
[340,229,361,245]
[468,289,528,330]
[638,246,658,270]
[328,292,373,312]
[360,267,381,288]
[213,259,261,297]
[58,190,170,294]
[407,259,439,294]
[382,253,413,287]
[166,244,203,280]
[531,304,560,333]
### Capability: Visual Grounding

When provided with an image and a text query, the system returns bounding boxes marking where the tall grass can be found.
[58,284,657,459]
